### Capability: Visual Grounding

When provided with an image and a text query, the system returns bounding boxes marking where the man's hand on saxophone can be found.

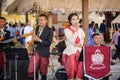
[32,35,42,43]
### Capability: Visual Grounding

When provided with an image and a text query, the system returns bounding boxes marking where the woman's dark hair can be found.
[79,19,82,23]
[68,13,79,25]
[93,23,99,32]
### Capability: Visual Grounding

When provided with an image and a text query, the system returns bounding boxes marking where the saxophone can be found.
[27,26,36,55]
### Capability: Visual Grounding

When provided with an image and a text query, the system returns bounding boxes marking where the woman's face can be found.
[70,15,79,26]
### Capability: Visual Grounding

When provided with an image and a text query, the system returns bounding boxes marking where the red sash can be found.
[67,26,80,43]
[84,46,110,79]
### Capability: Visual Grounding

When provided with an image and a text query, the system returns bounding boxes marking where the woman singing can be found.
[62,13,85,80]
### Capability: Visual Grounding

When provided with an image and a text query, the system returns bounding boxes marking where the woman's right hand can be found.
[74,43,82,48]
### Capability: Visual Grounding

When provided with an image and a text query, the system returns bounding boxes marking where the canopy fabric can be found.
[6,0,35,14]
[6,0,24,14]
[6,0,120,14]
[112,15,120,24]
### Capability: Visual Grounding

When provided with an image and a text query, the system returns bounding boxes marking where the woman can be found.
[93,23,100,34]
[62,13,85,80]
[88,21,94,46]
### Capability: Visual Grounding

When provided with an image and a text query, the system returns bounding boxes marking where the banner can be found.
[84,46,110,79]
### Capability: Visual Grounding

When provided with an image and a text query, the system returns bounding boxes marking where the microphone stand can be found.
[3,51,7,80]
[15,53,18,80]
[33,44,37,80]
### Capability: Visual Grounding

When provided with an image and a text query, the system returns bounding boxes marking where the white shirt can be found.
[7,27,15,37]
[24,25,33,43]
[63,26,85,55]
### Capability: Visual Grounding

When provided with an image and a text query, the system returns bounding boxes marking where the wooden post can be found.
[25,12,28,23]
[0,1,2,17]
[82,0,89,45]
[48,12,53,28]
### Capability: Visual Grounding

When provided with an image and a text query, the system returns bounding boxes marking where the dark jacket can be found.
[34,25,53,57]
[0,29,10,51]
[100,23,106,33]
[0,29,10,41]
[56,40,66,54]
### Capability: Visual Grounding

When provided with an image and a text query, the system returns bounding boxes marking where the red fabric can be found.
[16,30,20,36]
[0,52,5,70]
[84,46,110,79]
[62,50,83,79]
[28,52,49,77]
[77,62,83,78]
[67,26,75,34]
[67,26,80,44]
[75,36,80,44]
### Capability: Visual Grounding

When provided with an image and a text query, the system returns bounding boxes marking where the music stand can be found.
[5,48,29,80]
[0,43,14,80]
[0,43,11,52]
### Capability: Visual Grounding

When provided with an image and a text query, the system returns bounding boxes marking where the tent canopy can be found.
[111,15,120,24]
[6,0,120,14]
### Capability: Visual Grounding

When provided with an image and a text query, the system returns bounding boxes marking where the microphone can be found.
[76,22,78,25]
[75,22,79,26]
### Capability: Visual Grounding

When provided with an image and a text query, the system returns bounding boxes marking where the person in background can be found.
[56,33,66,63]
[93,23,100,34]
[24,20,33,54]
[62,13,85,80]
[50,25,58,53]
[7,23,14,38]
[28,14,53,80]
[100,20,106,42]
[111,26,120,64]
[18,23,25,45]
[88,21,95,46]
[5,22,9,29]
[117,35,120,63]
[11,22,22,44]
[0,17,10,79]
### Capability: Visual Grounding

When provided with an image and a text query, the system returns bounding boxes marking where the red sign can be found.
[84,46,110,79]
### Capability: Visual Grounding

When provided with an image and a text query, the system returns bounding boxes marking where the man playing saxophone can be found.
[28,14,53,80]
